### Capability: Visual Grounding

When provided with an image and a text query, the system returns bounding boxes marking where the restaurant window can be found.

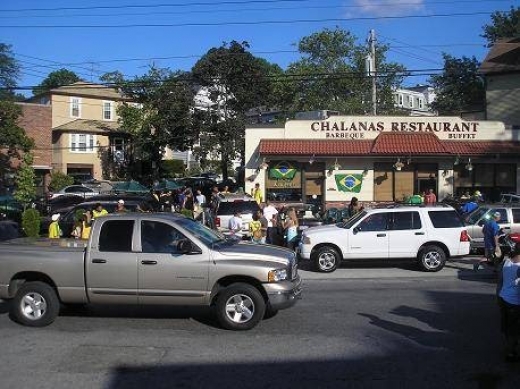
[265,161,302,202]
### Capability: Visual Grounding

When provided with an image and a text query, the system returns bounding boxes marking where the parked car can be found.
[0,195,23,222]
[212,193,261,238]
[87,193,161,211]
[175,177,217,199]
[464,204,520,251]
[298,205,470,273]
[0,220,24,241]
[50,185,100,200]
[34,194,85,216]
[0,213,302,330]
[278,202,324,232]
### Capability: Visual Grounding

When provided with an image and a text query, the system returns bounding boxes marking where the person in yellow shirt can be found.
[92,203,108,219]
[81,211,93,240]
[48,213,61,239]
[251,183,262,205]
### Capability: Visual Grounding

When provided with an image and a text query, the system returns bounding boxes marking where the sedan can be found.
[50,185,100,199]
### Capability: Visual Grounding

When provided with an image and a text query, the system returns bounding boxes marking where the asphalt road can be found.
[0,256,519,389]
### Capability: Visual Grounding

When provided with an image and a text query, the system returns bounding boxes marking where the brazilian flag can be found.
[269,161,297,180]
[335,174,363,193]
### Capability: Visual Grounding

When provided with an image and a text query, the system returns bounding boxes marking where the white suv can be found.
[298,205,470,272]
[213,194,261,238]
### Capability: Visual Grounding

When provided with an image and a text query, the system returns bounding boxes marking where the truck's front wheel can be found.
[10,281,60,327]
[215,283,265,331]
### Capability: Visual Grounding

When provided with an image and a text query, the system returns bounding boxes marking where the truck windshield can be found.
[341,210,367,229]
[176,218,226,246]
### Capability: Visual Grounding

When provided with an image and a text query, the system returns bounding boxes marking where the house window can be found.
[418,98,424,109]
[70,97,81,118]
[399,94,403,106]
[408,95,413,108]
[103,101,113,120]
[70,134,96,153]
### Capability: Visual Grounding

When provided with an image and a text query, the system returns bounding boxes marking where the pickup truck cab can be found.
[0,213,301,330]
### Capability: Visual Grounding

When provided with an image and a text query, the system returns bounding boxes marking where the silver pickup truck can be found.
[0,213,302,330]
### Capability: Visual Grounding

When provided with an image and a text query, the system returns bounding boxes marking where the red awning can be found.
[258,134,520,156]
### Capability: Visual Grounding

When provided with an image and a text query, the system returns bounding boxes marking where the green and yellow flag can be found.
[269,161,297,180]
[335,174,363,193]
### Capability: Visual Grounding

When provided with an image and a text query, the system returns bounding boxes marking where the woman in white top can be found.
[283,208,299,250]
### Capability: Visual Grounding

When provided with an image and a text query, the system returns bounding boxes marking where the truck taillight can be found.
[460,230,469,242]
[215,217,220,228]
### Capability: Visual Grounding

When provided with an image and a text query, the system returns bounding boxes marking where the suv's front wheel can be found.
[418,245,446,272]
[313,246,341,273]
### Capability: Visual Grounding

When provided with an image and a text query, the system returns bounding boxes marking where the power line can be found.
[0,0,509,19]
[0,11,495,29]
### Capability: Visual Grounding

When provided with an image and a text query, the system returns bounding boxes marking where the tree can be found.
[0,43,20,101]
[106,67,197,182]
[32,68,81,96]
[282,27,406,116]
[482,6,520,47]
[14,152,36,208]
[429,54,485,115]
[49,171,73,192]
[192,41,273,179]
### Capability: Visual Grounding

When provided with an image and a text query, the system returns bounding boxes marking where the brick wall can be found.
[16,103,52,169]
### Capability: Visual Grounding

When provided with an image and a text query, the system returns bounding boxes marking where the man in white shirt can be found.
[262,200,279,244]
[228,210,243,239]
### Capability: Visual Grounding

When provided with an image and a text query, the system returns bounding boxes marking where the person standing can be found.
[249,212,263,244]
[182,189,195,219]
[228,210,243,240]
[424,188,437,205]
[496,242,520,362]
[348,197,363,217]
[81,210,93,240]
[283,208,299,250]
[116,199,127,213]
[48,213,61,239]
[262,200,278,244]
[195,189,206,206]
[474,212,501,271]
[208,186,221,229]
[251,183,263,205]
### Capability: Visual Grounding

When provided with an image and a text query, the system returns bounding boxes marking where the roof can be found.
[259,139,373,155]
[258,133,520,157]
[48,82,129,100]
[480,38,520,75]
[371,133,447,154]
[53,119,123,134]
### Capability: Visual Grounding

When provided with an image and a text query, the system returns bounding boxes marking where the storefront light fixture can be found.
[309,154,316,165]
[465,158,473,171]
[454,155,460,166]
[394,158,404,171]
[362,168,369,177]
[259,157,269,170]
[333,158,341,171]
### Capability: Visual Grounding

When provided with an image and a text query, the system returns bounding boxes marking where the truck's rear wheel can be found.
[10,281,60,327]
[215,283,265,330]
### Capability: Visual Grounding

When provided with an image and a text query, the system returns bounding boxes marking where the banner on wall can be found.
[335,174,363,193]
[269,161,297,180]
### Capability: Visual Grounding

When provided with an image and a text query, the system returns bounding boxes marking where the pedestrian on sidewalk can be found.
[474,212,501,271]
[496,242,520,362]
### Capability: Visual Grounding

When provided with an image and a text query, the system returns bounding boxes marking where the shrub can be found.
[49,170,74,192]
[22,208,41,238]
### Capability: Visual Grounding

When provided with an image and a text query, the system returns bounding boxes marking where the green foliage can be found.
[0,43,20,100]
[281,27,406,116]
[161,159,185,178]
[192,41,272,180]
[49,171,74,192]
[429,54,485,115]
[482,6,520,47]
[14,152,36,207]
[32,68,81,96]
[21,208,40,238]
[108,67,197,182]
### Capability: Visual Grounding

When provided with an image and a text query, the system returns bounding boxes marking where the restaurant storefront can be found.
[244,116,520,205]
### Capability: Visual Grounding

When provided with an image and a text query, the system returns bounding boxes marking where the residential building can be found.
[393,85,436,116]
[480,37,520,128]
[27,82,131,180]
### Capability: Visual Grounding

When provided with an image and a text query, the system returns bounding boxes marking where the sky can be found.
[0,0,517,97]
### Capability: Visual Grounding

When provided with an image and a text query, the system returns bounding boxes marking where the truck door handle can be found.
[376,233,386,237]
[141,260,158,265]
[503,227,511,230]
[92,259,107,264]
[415,232,425,235]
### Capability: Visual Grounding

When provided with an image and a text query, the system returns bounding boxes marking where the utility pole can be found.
[368,29,377,115]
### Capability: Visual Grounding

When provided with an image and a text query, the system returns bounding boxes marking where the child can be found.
[48,213,61,239]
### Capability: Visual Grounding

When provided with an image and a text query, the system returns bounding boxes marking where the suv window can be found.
[357,212,388,232]
[391,211,422,230]
[99,220,134,252]
[490,208,509,223]
[217,201,260,215]
[428,210,464,228]
[512,208,520,223]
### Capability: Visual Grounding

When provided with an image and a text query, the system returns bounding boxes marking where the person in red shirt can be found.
[424,188,437,205]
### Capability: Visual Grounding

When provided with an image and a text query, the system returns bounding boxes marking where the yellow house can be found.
[28,82,132,180]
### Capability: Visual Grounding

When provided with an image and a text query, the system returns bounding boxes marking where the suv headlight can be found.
[268,269,288,282]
